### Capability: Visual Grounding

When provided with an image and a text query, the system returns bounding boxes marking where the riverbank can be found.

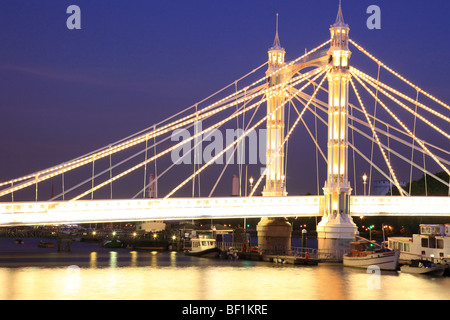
[0,237,321,269]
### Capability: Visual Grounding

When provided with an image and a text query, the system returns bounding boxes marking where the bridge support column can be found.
[317,3,357,259]
[316,210,356,259]
[255,16,292,256]
[256,217,292,255]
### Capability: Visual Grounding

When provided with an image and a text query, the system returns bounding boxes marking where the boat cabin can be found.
[190,238,216,252]
[388,224,450,262]
[348,241,376,257]
[410,259,436,269]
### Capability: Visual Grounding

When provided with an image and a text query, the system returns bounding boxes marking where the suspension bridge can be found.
[1,4,449,233]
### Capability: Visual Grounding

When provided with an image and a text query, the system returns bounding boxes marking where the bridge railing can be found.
[216,242,347,260]
[216,241,249,251]
[291,246,347,261]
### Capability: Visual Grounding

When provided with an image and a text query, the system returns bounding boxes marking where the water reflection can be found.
[130,251,138,268]
[151,251,158,268]
[170,251,177,268]
[64,265,81,295]
[109,251,117,268]
[0,251,449,300]
[90,252,97,268]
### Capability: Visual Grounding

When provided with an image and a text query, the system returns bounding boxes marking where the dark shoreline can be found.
[0,237,137,267]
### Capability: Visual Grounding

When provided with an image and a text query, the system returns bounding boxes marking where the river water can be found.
[0,238,448,300]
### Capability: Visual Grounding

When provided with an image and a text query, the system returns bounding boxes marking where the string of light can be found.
[69,67,328,202]
[352,72,450,177]
[350,67,450,123]
[351,68,450,140]
[350,78,407,196]
[349,39,450,112]
[248,70,328,197]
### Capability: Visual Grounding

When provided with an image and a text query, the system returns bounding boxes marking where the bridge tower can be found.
[257,14,292,255]
[316,2,357,255]
[262,13,287,197]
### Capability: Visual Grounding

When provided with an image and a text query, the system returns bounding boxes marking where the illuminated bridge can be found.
[1,3,449,236]
[0,196,449,227]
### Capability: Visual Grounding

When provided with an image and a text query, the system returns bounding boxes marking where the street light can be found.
[369,224,374,241]
[363,173,368,196]
[245,177,254,230]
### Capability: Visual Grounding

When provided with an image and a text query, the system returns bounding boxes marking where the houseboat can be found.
[388,224,450,264]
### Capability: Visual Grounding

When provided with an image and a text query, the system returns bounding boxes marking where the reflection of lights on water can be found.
[66,265,80,275]
[151,251,158,268]
[109,251,118,268]
[0,255,447,299]
[170,251,177,267]
[90,252,97,268]
[65,265,81,292]
[130,251,137,268]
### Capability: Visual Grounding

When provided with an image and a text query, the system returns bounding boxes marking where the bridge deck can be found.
[0,196,449,226]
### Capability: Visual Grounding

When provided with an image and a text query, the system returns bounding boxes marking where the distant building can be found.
[136,221,166,232]
[232,174,239,196]
[372,180,407,195]
[170,222,233,239]
[148,173,158,198]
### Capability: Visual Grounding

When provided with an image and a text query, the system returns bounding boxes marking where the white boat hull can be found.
[400,265,446,276]
[184,247,221,258]
[343,250,399,271]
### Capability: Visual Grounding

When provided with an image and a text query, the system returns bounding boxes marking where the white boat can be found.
[343,241,399,271]
[388,224,450,264]
[400,259,447,276]
[185,238,220,258]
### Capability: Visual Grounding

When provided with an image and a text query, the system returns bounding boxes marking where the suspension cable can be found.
[368,63,381,195]
[349,39,450,112]
[350,78,405,196]
[249,69,328,197]
[352,71,450,177]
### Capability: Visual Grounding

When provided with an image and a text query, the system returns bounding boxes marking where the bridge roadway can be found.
[0,196,449,226]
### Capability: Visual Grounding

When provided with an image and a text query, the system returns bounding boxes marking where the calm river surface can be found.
[0,238,448,300]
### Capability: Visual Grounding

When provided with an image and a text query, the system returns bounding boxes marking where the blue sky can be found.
[0,0,449,198]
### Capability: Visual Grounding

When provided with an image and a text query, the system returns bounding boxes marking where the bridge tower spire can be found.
[257,13,292,257]
[317,1,357,253]
[263,13,287,197]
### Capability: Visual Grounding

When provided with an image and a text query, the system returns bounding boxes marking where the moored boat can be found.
[343,240,399,271]
[38,241,55,248]
[185,238,220,258]
[388,224,450,264]
[102,239,123,248]
[400,259,447,276]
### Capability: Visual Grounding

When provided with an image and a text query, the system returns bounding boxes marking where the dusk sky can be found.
[0,1,449,199]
